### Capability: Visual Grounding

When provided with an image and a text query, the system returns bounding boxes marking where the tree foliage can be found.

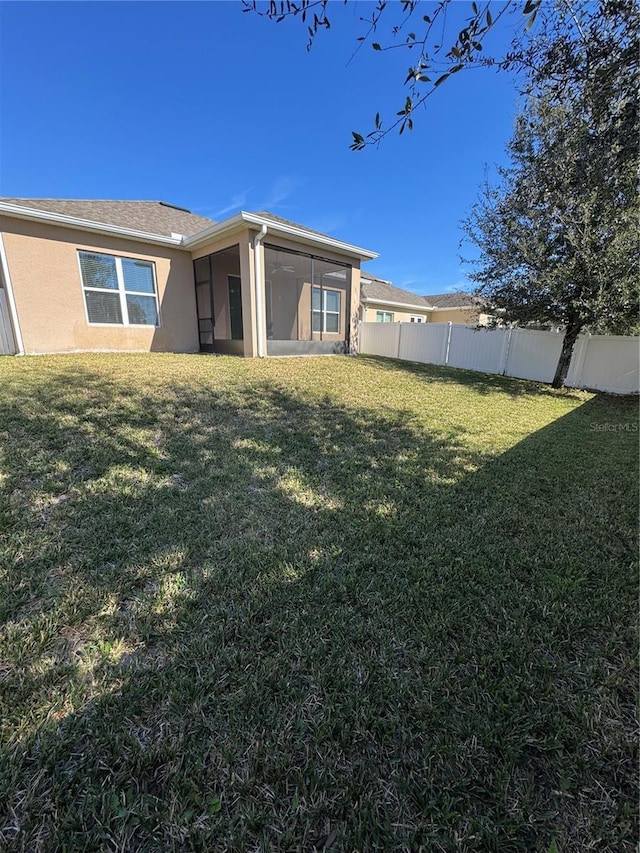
[462,1,639,386]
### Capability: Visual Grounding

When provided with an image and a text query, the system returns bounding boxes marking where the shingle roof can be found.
[0,198,215,238]
[422,291,481,308]
[252,211,335,241]
[361,277,431,309]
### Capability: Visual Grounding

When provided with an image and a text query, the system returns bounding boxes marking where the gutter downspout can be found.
[0,232,25,355]
[253,224,268,357]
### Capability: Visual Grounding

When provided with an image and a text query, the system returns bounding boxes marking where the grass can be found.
[0,353,637,852]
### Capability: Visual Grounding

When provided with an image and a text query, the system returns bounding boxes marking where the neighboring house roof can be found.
[422,291,481,309]
[361,279,484,313]
[0,198,214,238]
[361,277,431,312]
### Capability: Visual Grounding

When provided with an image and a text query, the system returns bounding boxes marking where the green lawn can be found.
[0,353,637,852]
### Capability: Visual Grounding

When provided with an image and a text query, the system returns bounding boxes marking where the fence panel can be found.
[357,322,638,394]
[0,289,16,355]
[572,335,640,394]
[447,325,508,374]
[359,322,400,359]
[398,322,449,365]
[506,329,564,382]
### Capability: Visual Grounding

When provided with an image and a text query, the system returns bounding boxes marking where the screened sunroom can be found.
[264,244,352,355]
[186,211,377,357]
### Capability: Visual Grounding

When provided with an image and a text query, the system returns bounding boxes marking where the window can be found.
[410,315,425,323]
[312,287,340,333]
[376,311,394,323]
[79,251,159,326]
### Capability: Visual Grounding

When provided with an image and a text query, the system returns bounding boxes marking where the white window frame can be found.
[410,315,425,323]
[77,250,161,327]
[312,286,341,334]
[376,311,394,323]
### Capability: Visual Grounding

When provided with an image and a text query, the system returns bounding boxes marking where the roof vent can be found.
[159,201,192,213]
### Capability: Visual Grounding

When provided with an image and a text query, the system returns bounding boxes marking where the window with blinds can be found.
[78,251,160,326]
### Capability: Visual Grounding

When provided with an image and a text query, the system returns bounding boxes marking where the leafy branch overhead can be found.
[242,0,543,148]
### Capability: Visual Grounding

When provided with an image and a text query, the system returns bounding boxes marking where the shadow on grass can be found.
[0,364,637,851]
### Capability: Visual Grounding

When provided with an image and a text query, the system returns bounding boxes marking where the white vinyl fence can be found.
[0,289,16,355]
[358,322,639,394]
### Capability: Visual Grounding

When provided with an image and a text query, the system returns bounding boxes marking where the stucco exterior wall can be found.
[239,235,257,357]
[362,304,483,326]
[211,250,241,341]
[362,305,430,323]
[431,308,480,325]
[348,266,361,353]
[1,217,198,354]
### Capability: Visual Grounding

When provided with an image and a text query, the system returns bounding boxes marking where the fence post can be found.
[500,327,514,375]
[443,322,453,365]
[395,323,402,359]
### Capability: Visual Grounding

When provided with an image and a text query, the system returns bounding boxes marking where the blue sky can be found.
[0,1,523,296]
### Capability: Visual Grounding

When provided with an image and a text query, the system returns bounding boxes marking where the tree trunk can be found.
[552,321,582,388]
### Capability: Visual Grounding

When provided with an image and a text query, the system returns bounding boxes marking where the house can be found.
[360,276,432,324]
[422,291,490,325]
[0,198,377,357]
[360,276,488,325]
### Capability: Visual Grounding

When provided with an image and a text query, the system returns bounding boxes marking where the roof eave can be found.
[0,202,379,261]
[361,276,392,285]
[431,304,478,311]
[362,296,433,312]
[0,202,184,247]
[181,213,247,250]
